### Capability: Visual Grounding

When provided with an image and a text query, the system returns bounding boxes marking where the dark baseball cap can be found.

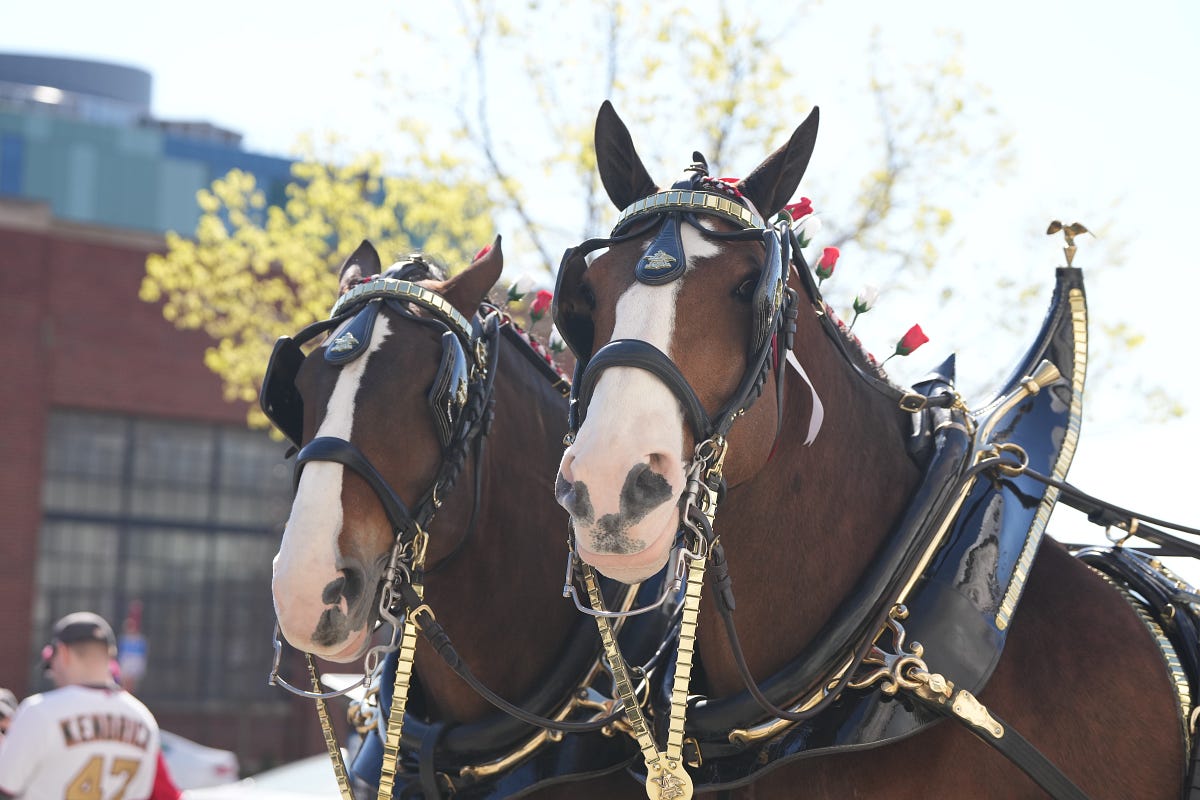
[49,612,117,654]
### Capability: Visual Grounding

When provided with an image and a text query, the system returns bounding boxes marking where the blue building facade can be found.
[0,52,295,234]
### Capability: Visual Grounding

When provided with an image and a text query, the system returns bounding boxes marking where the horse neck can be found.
[416,329,578,720]
[697,298,923,696]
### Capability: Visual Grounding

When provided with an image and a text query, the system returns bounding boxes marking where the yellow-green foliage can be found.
[141,152,496,429]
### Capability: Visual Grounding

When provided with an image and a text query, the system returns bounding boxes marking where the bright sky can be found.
[3,0,1197,561]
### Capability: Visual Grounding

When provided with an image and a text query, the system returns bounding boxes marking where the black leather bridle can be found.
[553,165,799,451]
[261,275,497,566]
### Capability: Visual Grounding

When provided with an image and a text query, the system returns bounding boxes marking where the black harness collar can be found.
[630,266,1089,793]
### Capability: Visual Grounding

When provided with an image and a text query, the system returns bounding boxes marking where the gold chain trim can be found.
[585,563,697,800]
[375,578,424,799]
[306,655,356,800]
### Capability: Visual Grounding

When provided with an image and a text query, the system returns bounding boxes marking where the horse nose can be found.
[621,461,675,517]
[558,447,680,520]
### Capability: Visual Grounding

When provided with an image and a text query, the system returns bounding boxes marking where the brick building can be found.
[0,53,345,772]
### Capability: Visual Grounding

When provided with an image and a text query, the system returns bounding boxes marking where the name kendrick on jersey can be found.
[59,712,151,749]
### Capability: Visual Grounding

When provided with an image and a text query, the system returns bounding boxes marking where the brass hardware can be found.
[613,190,764,232]
[563,431,576,446]
[898,393,927,413]
[726,656,855,746]
[683,737,703,768]
[306,656,356,800]
[331,278,473,342]
[408,603,435,630]
[974,359,1062,450]
[329,331,360,354]
[643,250,678,271]
[950,689,1004,739]
[988,442,1030,477]
[848,605,929,696]
[1020,360,1062,396]
[376,580,424,800]
[646,761,693,799]
[1046,220,1091,268]
[584,550,705,800]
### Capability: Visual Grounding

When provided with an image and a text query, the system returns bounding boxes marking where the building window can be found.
[0,132,24,195]
[35,410,293,708]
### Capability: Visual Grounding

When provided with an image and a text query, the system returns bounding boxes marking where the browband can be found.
[332,278,474,346]
[613,189,764,234]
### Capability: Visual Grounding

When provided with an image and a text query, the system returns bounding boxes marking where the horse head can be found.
[554,101,819,584]
[270,239,502,661]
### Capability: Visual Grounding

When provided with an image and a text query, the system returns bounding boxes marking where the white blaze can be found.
[273,317,392,619]
[561,225,720,575]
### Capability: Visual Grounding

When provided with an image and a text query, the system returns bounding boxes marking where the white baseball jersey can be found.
[0,685,160,800]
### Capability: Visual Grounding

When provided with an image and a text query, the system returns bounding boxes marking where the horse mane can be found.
[818,299,896,386]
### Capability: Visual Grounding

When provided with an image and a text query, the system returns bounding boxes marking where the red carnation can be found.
[784,197,813,220]
[530,289,553,322]
[815,246,839,285]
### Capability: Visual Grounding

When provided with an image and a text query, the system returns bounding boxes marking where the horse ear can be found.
[737,107,820,219]
[338,240,382,296]
[595,100,658,210]
[438,236,504,317]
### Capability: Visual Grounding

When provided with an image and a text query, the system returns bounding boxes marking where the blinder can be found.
[429,330,470,448]
[260,277,480,451]
[261,315,346,449]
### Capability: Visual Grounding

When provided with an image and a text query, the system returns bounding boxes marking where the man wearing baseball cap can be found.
[0,612,162,799]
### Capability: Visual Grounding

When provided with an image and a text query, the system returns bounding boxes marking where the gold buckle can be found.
[898,393,927,413]
[409,603,435,630]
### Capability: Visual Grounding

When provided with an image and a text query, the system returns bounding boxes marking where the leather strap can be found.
[909,688,1090,800]
[295,436,423,539]
[576,339,712,436]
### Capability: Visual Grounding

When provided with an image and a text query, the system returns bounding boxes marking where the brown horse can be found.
[551,101,1186,798]
[266,240,645,797]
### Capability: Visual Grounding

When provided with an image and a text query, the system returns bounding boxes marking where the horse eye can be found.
[732,278,756,301]
[579,283,597,310]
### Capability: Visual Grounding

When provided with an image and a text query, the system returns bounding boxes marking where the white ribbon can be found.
[787,350,824,446]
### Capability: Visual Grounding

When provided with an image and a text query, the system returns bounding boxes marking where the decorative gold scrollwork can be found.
[848,605,929,696]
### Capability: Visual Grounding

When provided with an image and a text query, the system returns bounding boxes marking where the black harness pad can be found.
[261,336,307,447]
[325,299,382,365]
[429,330,470,448]
[635,213,687,285]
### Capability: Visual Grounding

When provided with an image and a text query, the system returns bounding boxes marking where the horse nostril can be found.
[622,462,674,517]
[647,452,673,476]
[559,453,576,484]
